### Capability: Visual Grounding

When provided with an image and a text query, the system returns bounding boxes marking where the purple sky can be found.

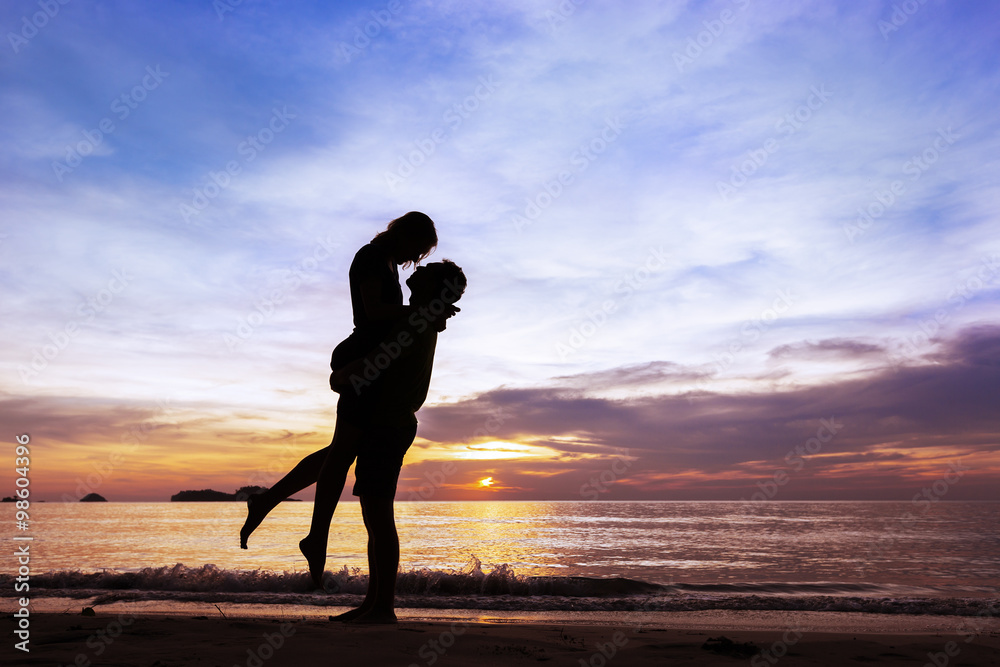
[2,0,998,501]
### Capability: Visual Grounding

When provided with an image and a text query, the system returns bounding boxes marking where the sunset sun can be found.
[478,477,494,488]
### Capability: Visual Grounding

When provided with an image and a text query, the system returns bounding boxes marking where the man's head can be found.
[406,259,466,307]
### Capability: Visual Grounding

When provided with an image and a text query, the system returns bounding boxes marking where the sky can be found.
[2,0,999,502]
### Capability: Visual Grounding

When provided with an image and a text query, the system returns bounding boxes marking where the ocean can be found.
[4,501,998,619]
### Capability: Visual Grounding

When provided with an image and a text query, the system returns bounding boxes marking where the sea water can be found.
[3,501,998,617]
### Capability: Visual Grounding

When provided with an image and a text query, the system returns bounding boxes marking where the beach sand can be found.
[7,610,1000,666]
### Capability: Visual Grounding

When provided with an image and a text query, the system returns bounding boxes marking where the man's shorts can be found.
[350,420,418,499]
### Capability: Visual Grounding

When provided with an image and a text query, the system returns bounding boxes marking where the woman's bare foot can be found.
[329,606,368,623]
[240,493,276,549]
[299,535,326,588]
[348,609,397,625]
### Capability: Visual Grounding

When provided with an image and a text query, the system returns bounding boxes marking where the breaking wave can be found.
[3,558,996,616]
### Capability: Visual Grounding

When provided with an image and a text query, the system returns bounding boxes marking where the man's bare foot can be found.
[240,493,276,549]
[348,609,397,625]
[329,606,368,622]
[299,535,326,588]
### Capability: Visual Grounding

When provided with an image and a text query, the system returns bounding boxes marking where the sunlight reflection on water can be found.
[5,500,998,594]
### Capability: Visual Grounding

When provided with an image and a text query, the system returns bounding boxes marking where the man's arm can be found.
[358,280,459,327]
[330,318,436,393]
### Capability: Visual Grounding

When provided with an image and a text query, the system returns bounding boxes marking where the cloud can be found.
[2,2,1000,501]
[768,338,887,360]
[550,360,711,391]
[416,325,1000,499]
[0,392,330,501]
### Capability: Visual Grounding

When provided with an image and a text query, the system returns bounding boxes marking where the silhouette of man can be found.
[325,260,467,623]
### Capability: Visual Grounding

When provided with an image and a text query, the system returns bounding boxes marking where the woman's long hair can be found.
[372,211,438,267]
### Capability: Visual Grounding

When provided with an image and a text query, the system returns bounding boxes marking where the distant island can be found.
[170,486,300,502]
[80,493,107,502]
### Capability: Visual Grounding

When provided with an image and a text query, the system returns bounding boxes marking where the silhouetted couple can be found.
[240,212,466,624]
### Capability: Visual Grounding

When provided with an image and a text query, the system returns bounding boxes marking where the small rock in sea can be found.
[81,607,96,616]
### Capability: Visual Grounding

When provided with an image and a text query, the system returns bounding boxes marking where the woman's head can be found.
[372,211,438,267]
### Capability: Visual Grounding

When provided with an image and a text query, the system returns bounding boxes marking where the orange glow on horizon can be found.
[453,441,552,460]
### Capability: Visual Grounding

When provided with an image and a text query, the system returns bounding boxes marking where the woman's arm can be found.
[360,278,460,326]
[358,278,413,322]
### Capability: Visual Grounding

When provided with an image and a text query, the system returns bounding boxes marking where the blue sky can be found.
[2,0,999,501]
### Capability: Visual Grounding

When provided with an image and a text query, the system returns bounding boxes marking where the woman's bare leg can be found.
[299,419,364,587]
[240,446,329,549]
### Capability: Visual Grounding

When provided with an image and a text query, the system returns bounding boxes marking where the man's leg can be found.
[351,494,398,624]
[241,446,329,548]
[329,505,378,622]
[300,418,364,587]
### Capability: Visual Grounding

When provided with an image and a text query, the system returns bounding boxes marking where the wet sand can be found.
[7,609,1000,666]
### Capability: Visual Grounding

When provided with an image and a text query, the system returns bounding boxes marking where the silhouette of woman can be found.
[328,260,467,624]
[239,213,454,579]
